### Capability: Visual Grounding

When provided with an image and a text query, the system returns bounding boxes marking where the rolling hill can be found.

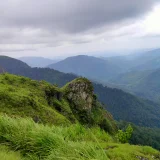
[0,55,30,72]
[109,69,160,103]
[47,49,160,84]
[1,57,160,158]
[0,73,116,132]
[1,56,160,128]
[48,55,123,81]
[0,73,159,160]
[129,48,160,71]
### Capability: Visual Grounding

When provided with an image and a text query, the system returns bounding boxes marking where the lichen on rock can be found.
[63,78,117,133]
[64,78,94,111]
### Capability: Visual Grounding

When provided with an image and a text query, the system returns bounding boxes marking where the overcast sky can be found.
[0,0,160,58]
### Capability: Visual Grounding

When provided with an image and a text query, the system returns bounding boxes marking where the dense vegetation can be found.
[0,73,116,133]
[1,56,160,128]
[0,115,159,160]
[94,83,160,128]
[1,56,160,154]
[0,59,160,158]
[118,121,160,151]
[109,69,160,103]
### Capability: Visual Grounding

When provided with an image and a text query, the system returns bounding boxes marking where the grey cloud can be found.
[0,0,157,33]
[0,0,158,52]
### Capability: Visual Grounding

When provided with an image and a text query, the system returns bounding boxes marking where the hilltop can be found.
[0,56,30,72]
[48,55,122,81]
[0,73,116,132]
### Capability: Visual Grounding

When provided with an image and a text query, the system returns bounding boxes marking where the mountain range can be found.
[0,73,159,159]
[1,55,160,128]
[1,54,160,153]
[47,55,123,81]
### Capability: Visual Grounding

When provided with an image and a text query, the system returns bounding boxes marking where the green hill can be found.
[94,83,160,128]
[0,73,159,159]
[110,69,160,103]
[0,73,116,133]
[1,56,160,128]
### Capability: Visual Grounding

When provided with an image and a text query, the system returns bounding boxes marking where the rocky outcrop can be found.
[66,78,94,111]
[63,78,117,133]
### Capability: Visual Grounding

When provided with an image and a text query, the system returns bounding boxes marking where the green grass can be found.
[0,115,110,160]
[0,145,24,160]
[0,115,159,160]
[102,143,160,160]
[0,73,71,125]
[0,73,116,133]
[0,73,160,159]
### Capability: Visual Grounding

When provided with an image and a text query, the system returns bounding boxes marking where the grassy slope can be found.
[94,83,160,128]
[0,73,70,125]
[0,115,159,160]
[2,56,160,128]
[0,73,117,133]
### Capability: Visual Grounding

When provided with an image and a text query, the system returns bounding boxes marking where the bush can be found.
[116,124,133,143]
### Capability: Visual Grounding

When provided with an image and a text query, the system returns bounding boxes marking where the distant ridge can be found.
[0,56,30,73]
[48,55,122,81]
[19,56,59,67]
[1,56,160,128]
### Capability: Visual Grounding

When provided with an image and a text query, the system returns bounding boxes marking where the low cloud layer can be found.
[0,0,159,54]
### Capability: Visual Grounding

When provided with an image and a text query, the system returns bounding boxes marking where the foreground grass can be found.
[0,115,159,160]
[0,145,24,160]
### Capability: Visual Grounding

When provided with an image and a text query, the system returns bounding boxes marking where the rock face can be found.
[64,78,117,133]
[66,78,94,112]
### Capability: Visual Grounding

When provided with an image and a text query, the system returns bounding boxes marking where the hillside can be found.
[48,55,122,81]
[0,115,159,160]
[0,73,159,159]
[94,83,160,128]
[130,48,160,71]
[106,48,160,73]
[0,56,30,72]
[47,49,160,84]
[109,70,153,86]
[0,73,116,132]
[1,56,160,128]
[131,57,160,71]
[110,69,160,103]
[0,55,77,86]
[19,57,58,67]
[118,121,160,150]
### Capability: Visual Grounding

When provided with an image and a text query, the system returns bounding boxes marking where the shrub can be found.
[116,124,133,143]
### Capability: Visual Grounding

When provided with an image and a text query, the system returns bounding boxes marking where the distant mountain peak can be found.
[48,55,121,81]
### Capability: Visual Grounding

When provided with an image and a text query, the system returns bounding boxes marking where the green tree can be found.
[116,124,133,143]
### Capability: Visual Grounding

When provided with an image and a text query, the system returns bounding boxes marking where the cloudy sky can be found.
[0,0,160,58]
